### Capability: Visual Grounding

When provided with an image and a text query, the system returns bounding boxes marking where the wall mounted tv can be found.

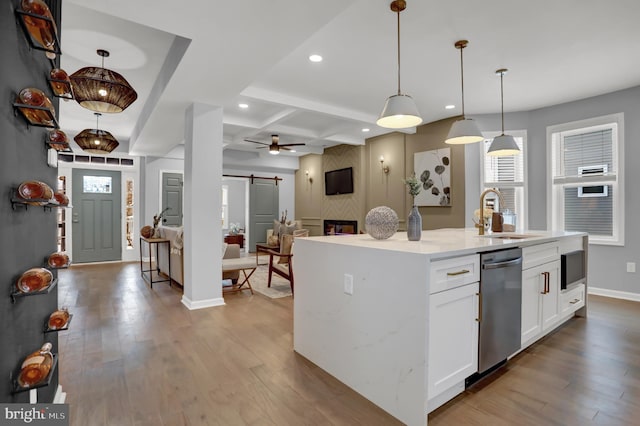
[325,167,354,195]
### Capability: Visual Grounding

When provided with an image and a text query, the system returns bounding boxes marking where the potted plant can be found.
[403,174,422,241]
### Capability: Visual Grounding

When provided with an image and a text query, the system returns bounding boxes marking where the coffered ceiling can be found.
[59,0,640,160]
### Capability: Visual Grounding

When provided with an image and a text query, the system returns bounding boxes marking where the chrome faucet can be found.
[478,188,505,235]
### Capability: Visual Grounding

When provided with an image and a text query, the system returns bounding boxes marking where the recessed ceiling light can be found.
[238,103,249,109]
[309,54,323,62]
[362,128,370,132]
[445,104,456,110]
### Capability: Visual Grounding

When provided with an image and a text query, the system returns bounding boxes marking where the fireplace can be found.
[324,220,358,236]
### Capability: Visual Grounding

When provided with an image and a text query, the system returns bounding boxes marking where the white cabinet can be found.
[521,242,560,348]
[428,282,479,410]
[521,260,560,345]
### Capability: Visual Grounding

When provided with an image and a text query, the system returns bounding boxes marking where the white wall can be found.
[468,85,640,296]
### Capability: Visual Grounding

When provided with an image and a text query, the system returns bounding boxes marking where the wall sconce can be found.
[379,156,390,174]
[305,170,313,183]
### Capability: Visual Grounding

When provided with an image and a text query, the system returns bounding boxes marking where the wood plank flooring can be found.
[57,263,640,425]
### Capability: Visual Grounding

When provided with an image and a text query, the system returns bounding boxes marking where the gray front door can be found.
[249,180,279,251]
[72,169,121,263]
[162,172,183,226]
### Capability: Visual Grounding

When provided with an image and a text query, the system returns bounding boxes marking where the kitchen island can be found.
[292,228,587,426]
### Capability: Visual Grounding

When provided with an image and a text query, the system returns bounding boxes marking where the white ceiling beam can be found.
[257,108,299,130]
[241,86,378,125]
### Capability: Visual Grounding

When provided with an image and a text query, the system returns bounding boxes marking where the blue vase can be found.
[407,205,422,241]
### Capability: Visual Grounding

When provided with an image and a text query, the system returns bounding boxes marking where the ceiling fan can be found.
[243,134,305,155]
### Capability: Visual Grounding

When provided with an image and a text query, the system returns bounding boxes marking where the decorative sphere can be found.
[140,225,154,238]
[365,206,399,240]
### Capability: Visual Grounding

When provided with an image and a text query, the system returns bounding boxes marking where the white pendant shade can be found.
[376,94,422,129]
[487,134,520,156]
[445,118,484,144]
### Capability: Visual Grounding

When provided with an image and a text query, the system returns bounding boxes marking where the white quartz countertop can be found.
[297,228,586,259]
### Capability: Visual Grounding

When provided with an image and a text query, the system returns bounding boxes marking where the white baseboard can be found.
[588,286,640,302]
[181,295,225,310]
[141,256,155,263]
[53,385,66,403]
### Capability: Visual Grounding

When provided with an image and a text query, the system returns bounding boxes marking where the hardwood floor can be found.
[58,263,640,425]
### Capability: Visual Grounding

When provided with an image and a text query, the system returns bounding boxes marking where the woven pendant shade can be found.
[74,128,119,154]
[74,112,119,154]
[70,49,137,113]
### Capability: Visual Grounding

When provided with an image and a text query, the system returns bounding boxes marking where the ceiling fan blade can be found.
[279,143,306,147]
[281,146,291,151]
[244,139,269,146]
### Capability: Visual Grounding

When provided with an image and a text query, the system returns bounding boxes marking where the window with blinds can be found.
[549,114,624,245]
[481,134,527,230]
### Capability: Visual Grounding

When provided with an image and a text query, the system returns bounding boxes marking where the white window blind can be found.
[481,134,527,230]
[549,114,624,246]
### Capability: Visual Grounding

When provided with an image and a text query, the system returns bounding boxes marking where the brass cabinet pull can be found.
[540,271,550,294]
[447,269,470,276]
[476,292,482,323]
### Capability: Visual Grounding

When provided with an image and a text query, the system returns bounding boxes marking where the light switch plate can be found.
[344,274,353,295]
[627,262,636,273]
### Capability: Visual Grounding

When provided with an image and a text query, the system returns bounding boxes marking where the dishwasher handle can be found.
[482,257,522,270]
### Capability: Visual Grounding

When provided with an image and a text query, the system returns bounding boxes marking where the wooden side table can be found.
[139,237,171,288]
[224,233,244,248]
[255,242,279,265]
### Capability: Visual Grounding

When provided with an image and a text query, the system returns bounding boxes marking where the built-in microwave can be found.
[561,250,585,290]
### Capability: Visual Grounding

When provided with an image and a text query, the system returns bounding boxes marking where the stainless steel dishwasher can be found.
[478,247,523,374]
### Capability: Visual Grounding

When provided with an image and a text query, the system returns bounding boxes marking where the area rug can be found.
[248,264,293,298]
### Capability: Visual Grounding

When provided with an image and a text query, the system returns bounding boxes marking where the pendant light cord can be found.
[396,9,401,95]
[500,72,505,134]
[459,46,465,117]
[95,112,101,131]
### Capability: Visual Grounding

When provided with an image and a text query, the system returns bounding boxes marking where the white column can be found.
[181,103,224,309]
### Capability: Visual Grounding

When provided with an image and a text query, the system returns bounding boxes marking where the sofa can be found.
[157,226,240,286]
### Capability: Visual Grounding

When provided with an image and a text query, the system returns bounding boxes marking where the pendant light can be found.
[70,49,138,114]
[487,69,520,156]
[376,0,422,129]
[445,40,483,144]
[74,113,119,154]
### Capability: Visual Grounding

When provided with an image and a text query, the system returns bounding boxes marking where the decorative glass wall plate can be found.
[52,191,69,206]
[48,309,70,330]
[46,129,72,152]
[16,0,61,58]
[47,251,69,268]
[48,69,73,99]
[17,180,54,203]
[14,88,58,128]
[16,268,53,293]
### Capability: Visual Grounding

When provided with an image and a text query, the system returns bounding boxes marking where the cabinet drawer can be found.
[430,254,479,294]
[522,242,559,270]
[560,283,585,316]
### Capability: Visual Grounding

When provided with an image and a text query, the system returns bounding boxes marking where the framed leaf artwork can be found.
[414,148,451,206]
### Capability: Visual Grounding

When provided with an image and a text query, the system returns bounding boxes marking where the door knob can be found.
[163,218,167,223]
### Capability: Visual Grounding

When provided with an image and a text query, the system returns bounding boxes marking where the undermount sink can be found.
[482,233,541,240]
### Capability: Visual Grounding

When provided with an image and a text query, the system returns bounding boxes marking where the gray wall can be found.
[0,0,61,402]
[470,85,640,295]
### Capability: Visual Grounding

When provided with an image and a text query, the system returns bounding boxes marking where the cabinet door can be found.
[541,260,560,332]
[428,283,479,400]
[521,260,561,347]
[521,266,543,346]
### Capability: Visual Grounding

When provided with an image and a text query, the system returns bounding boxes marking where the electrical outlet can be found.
[627,262,636,273]
[344,274,354,295]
